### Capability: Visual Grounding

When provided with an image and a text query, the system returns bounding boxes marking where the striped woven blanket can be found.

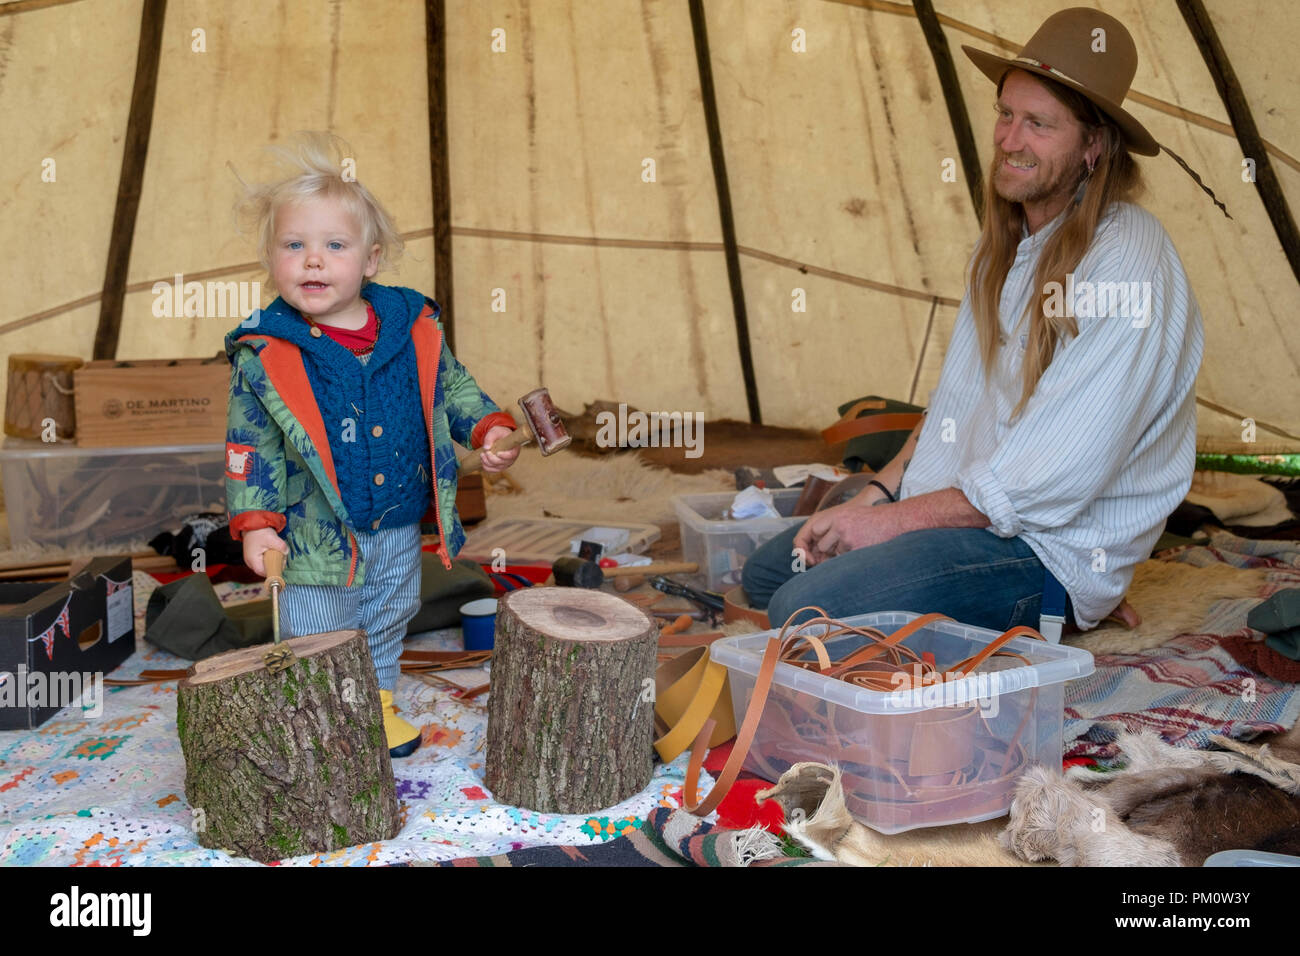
[1064,531,1300,763]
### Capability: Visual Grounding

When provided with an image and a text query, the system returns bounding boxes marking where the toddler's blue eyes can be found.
[283,240,345,250]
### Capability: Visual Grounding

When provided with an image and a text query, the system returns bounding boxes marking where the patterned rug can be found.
[1063,532,1300,763]
[430,807,826,867]
[0,572,710,866]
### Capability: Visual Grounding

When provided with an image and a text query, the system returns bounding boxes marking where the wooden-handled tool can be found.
[261,550,295,673]
[459,387,571,473]
[551,556,699,589]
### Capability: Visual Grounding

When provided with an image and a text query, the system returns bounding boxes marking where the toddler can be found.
[224,133,518,757]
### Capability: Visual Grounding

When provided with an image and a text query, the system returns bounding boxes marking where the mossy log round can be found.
[176,629,400,862]
[484,587,658,814]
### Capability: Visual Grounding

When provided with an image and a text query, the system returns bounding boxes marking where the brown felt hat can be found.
[962,7,1159,156]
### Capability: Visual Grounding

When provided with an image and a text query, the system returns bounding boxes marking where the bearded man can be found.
[742,8,1206,638]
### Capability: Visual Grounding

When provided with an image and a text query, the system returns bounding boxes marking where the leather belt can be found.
[820,409,924,447]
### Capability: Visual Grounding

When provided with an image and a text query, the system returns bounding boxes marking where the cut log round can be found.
[484,587,658,814]
[177,629,400,862]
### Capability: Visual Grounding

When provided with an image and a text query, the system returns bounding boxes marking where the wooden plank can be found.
[688,0,761,425]
[425,0,455,352]
[1176,0,1300,285]
[93,0,167,360]
[912,0,984,223]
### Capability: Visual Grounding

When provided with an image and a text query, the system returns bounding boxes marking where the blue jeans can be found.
[741,524,1073,633]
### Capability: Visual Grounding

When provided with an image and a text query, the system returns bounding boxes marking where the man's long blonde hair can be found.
[969,72,1144,418]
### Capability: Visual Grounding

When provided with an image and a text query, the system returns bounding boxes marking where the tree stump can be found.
[176,630,400,862]
[484,588,658,813]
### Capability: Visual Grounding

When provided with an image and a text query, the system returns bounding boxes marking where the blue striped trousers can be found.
[279,523,422,689]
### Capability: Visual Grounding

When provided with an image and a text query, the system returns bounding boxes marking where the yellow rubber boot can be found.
[379,689,421,758]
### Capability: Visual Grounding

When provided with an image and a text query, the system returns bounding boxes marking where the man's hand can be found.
[242,527,288,577]
[478,424,520,473]
[793,500,903,567]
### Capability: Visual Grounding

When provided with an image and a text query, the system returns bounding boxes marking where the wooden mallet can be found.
[459,387,570,473]
[551,556,699,589]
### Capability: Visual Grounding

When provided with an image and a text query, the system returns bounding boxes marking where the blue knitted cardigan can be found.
[242,284,432,534]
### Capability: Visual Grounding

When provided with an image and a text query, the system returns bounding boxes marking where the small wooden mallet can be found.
[460,387,571,473]
[551,556,699,589]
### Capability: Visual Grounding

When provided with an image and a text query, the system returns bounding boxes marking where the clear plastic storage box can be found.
[672,488,804,591]
[709,610,1096,833]
[0,439,225,551]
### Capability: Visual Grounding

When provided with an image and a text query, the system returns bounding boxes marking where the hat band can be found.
[1012,56,1088,93]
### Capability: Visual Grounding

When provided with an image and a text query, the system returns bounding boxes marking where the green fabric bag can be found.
[826,395,926,474]
[1248,588,1300,661]
[144,574,273,660]
[143,554,496,661]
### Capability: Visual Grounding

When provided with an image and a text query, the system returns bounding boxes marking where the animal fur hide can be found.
[474,448,733,528]
[1000,731,1300,866]
[1186,470,1294,527]
[755,763,1033,867]
[1063,559,1272,656]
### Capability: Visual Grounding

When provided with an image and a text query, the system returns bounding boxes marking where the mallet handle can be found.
[603,561,698,577]
[459,428,532,474]
[264,549,286,590]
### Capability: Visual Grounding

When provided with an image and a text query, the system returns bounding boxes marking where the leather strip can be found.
[683,635,783,816]
[103,668,189,686]
[723,587,771,629]
[821,411,924,447]
[653,647,734,761]
[399,649,493,673]
[656,630,727,648]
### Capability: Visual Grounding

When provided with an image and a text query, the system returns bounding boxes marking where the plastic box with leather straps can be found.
[710,611,1095,834]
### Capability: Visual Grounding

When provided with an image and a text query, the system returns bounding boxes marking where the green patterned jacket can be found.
[223,290,514,587]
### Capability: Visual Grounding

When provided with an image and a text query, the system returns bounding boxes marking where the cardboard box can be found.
[0,557,136,730]
[74,356,230,447]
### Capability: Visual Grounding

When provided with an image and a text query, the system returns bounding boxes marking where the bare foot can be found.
[1105,598,1141,629]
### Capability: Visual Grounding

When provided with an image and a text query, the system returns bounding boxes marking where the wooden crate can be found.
[74,356,229,447]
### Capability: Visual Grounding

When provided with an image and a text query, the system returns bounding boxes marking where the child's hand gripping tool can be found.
[262,550,296,674]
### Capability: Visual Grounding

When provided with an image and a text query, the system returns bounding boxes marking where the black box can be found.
[0,556,135,729]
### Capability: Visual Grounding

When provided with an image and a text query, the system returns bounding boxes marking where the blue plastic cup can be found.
[459,598,498,651]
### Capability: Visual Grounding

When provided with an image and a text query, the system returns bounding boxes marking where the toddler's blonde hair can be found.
[235,131,403,286]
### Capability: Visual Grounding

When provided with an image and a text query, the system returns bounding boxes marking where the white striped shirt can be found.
[899,202,1204,629]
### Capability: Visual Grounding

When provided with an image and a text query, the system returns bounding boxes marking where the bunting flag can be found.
[27,595,73,662]
[99,574,130,596]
